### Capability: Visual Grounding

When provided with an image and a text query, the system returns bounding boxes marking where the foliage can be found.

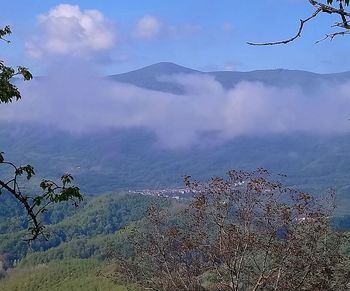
[0,25,82,241]
[0,157,82,241]
[0,26,32,104]
[117,170,350,290]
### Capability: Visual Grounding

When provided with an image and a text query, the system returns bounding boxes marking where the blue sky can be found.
[2,0,350,74]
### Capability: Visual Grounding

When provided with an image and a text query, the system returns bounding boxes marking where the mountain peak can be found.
[108,62,201,93]
[132,62,199,75]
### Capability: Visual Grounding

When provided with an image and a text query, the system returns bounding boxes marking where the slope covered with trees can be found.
[0,172,350,290]
[0,192,171,265]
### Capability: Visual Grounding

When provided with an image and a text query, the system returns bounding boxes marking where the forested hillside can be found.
[0,189,350,290]
[0,193,173,265]
[0,192,177,289]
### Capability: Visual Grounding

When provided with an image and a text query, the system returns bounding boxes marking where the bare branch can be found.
[0,154,82,241]
[248,0,350,46]
[247,8,322,46]
[309,0,350,17]
[316,29,350,42]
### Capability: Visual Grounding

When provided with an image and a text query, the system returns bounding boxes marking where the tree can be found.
[0,26,32,103]
[115,169,350,290]
[0,26,83,241]
[248,0,350,45]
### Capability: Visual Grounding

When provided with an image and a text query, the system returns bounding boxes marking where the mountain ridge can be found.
[109,62,350,93]
[112,62,350,76]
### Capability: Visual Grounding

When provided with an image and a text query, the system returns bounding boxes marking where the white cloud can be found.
[132,15,200,41]
[133,15,162,40]
[26,4,116,58]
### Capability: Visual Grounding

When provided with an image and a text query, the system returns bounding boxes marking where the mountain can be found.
[108,62,199,93]
[2,62,350,290]
[2,62,350,213]
[110,62,350,93]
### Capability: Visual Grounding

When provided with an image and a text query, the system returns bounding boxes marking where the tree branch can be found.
[248,0,350,46]
[316,29,350,42]
[247,8,322,46]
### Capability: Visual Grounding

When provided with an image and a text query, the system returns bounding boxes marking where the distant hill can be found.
[109,62,350,93]
[108,62,199,93]
[2,62,350,212]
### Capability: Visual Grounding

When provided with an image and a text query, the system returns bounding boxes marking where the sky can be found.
[2,0,350,75]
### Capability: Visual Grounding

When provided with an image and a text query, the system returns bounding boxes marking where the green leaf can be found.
[0,27,32,104]
[16,165,35,180]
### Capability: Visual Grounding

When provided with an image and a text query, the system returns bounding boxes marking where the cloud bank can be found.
[1,63,350,148]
